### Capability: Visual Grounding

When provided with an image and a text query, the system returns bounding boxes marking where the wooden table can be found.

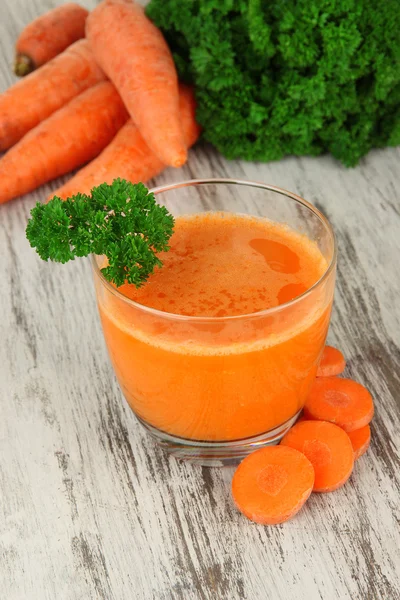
[1,1,400,598]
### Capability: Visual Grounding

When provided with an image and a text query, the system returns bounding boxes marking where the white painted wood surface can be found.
[1,1,399,598]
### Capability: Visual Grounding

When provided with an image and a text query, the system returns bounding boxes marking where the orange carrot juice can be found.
[95,212,332,443]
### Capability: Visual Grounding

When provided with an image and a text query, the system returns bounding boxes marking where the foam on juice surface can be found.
[118,212,327,317]
[100,213,329,356]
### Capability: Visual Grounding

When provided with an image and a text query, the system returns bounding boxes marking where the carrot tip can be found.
[14,53,34,77]
[171,151,188,168]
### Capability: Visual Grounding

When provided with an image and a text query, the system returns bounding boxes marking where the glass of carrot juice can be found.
[92,179,336,465]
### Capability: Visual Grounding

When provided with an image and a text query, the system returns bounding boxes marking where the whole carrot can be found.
[14,3,88,76]
[1,40,106,152]
[52,85,200,200]
[86,0,187,168]
[0,82,128,205]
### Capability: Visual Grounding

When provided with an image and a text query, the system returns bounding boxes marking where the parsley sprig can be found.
[26,179,175,288]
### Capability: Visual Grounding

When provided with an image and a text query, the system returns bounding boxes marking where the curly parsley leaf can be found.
[26,179,174,288]
[147,0,400,166]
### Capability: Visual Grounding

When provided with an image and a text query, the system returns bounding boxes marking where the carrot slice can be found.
[303,377,374,432]
[281,420,354,492]
[317,345,346,377]
[232,446,314,525]
[348,425,371,460]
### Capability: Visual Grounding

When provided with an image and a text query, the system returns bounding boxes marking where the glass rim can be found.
[91,178,337,322]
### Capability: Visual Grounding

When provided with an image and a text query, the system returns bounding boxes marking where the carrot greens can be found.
[26,179,174,288]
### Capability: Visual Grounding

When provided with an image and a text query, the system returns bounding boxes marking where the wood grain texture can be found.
[0,1,399,599]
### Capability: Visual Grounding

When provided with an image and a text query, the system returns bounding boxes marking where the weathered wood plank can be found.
[0,1,399,599]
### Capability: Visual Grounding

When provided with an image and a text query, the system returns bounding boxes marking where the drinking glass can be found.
[92,179,336,465]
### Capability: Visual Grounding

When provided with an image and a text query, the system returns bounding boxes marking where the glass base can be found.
[137,411,302,467]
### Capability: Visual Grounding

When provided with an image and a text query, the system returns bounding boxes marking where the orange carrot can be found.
[0,82,128,205]
[0,41,106,152]
[86,0,187,168]
[281,420,354,492]
[303,377,374,433]
[348,425,371,460]
[232,446,314,525]
[317,345,346,377]
[14,3,88,76]
[52,85,201,200]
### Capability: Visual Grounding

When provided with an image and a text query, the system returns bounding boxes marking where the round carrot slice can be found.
[232,446,314,525]
[304,377,374,432]
[281,420,354,493]
[317,345,346,377]
[348,425,371,460]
